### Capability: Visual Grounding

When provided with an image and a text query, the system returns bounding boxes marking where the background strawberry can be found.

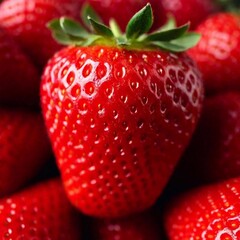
[165,176,240,239]
[91,211,162,240]
[0,0,84,68]
[163,91,240,195]
[161,0,218,30]
[0,108,52,197]
[188,12,240,95]
[0,179,82,239]
[0,26,40,107]
[86,0,166,31]
[41,5,203,218]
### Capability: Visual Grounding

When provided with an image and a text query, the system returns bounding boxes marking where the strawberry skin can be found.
[0,27,40,107]
[0,0,83,68]
[161,0,218,30]
[0,179,82,239]
[0,108,52,197]
[165,177,240,239]
[41,45,203,218]
[87,0,165,31]
[92,211,161,240]
[188,13,240,94]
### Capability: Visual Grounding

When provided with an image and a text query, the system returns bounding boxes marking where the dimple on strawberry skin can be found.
[40,4,204,218]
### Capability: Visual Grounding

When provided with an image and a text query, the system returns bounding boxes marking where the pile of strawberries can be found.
[0,0,240,239]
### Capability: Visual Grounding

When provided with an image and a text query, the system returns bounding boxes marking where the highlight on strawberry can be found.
[40,3,204,218]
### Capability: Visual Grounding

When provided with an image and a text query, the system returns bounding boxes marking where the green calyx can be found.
[48,3,200,52]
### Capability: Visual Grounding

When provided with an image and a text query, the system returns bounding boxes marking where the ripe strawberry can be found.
[188,13,240,95]
[92,211,161,240]
[0,0,84,68]
[0,26,40,107]
[165,176,240,239]
[0,108,52,197]
[86,0,166,31]
[161,0,218,30]
[41,4,203,217]
[0,179,82,239]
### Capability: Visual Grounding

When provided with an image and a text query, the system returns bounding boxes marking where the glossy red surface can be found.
[165,177,240,239]
[41,45,203,217]
[0,179,81,239]
[188,13,240,94]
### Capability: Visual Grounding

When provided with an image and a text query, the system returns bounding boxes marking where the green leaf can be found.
[152,33,201,52]
[126,3,153,40]
[47,19,63,32]
[171,33,201,50]
[52,31,73,45]
[82,35,102,46]
[59,17,89,38]
[109,18,122,38]
[81,3,103,29]
[88,17,114,37]
[145,23,189,42]
[152,41,188,52]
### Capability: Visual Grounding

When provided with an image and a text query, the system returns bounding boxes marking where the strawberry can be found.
[0,108,52,197]
[92,211,161,240]
[165,92,240,192]
[161,0,218,30]
[0,26,40,107]
[0,0,84,68]
[86,0,166,31]
[188,12,240,95]
[40,4,203,217]
[165,176,240,239]
[0,179,82,239]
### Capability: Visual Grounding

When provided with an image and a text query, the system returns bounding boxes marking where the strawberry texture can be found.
[165,177,240,239]
[0,26,40,107]
[0,108,52,197]
[188,13,240,95]
[0,0,84,68]
[41,45,203,218]
[0,179,82,239]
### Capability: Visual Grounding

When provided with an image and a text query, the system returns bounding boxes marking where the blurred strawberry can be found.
[165,92,240,192]
[0,179,82,239]
[0,26,40,107]
[92,211,161,240]
[188,13,240,95]
[86,0,166,31]
[0,0,84,68]
[0,108,52,197]
[161,0,218,30]
[165,177,240,239]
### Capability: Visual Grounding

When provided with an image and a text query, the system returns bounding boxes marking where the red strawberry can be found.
[188,13,240,95]
[165,91,240,195]
[86,0,166,31]
[0,0,84,68]
[165,177,240,239]
[41,4,203,217]
[92,211,161,240]
[161,0,218,30]
[0,179,82,239]
[0,108,52,197]
[0,26,40,107]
